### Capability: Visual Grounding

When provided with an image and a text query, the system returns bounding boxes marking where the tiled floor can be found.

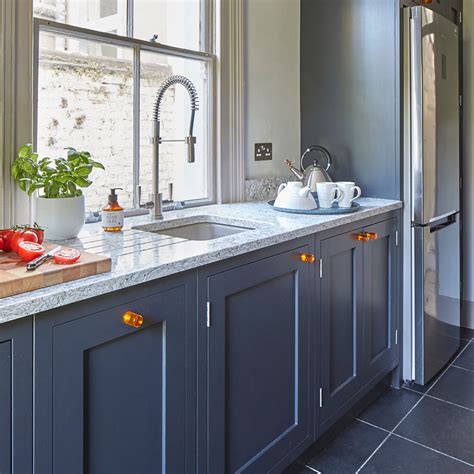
[291,337,474,473]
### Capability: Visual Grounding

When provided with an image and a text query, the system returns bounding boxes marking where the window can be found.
[33,0,215,214]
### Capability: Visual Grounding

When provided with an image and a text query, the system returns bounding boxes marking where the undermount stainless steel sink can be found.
[135,220,254,241]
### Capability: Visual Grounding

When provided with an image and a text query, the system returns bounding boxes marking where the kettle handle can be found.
[300,145,332,172]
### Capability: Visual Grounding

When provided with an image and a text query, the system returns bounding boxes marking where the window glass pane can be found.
[36,30,134,212]
[33,0,127,36]
[140,51,210,203]
[134,0,202,51]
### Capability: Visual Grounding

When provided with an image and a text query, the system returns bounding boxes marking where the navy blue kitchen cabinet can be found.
[34,272,197,474]
[316,216,399,434]
[197,239,315,474]
[0,318,32,474]
[3,212,401,474]
[362,219,399,384]
[318,228,365,430]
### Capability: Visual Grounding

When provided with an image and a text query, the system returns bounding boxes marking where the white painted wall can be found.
[463,1,474,322]
[243,0,300,179]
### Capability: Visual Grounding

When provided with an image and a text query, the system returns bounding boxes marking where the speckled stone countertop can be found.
[0,198,402,323]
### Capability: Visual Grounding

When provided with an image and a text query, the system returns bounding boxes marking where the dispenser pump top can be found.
[108,187,123,204]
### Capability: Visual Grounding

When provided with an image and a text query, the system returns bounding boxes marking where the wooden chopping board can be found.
[0,244,111,299]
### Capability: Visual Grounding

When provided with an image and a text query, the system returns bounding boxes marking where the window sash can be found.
[33,12,216,216]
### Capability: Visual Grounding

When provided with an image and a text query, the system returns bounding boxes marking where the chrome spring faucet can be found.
[137,75,199,219]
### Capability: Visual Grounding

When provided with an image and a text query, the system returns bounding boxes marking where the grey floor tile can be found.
[402,379,436,394]
[460,327,474,341]
[306,420,386,473]
[402,340,470,394]
[395,397,474,465]
[429,366,474,410]
[360,435,474,473]
[281,462,312,474]
[358,388,421,431]
[455,342,474,372]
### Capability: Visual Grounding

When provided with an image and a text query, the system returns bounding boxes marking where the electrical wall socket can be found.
[254,143,272,161]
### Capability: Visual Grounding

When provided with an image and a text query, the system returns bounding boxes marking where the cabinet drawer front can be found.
[35,282,194,474]
[205,246,313,473]
[319,232,364,426]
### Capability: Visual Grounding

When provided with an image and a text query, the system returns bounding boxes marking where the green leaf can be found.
[75,164,93,177]
[18,179,29,192]
[65,147,78,157]
[91,161,105,170]
[11,161,20,179]
[74,177,92,188]
[27,182,43,196]
[22,159,37,175]
[50,182,60,197]
[67,182,77,195]
[17,144,32,159]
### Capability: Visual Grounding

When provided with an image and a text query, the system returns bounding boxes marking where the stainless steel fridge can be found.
[404,6,461,385]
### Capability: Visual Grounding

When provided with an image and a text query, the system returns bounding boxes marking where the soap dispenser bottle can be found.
[102,188,124,232]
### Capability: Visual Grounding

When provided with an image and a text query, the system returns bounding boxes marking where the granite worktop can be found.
[0,198,402,323]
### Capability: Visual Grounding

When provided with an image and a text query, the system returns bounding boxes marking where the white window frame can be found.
[32,0,217,216]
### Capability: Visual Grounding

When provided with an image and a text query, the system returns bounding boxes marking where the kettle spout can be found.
[284,160,304,181]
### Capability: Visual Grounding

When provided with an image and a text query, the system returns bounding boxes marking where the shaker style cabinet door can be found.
[318,230,364,430]
[362,219,399,383]
[200,243,314,474]
[0,318,32,474]
[34,275,196,474]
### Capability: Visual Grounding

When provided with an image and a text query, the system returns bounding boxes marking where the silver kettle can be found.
[284,145,333,193]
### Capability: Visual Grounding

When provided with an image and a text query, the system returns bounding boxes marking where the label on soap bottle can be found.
[102,210,124,229]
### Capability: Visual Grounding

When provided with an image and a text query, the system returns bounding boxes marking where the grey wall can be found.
[463,1,474,328]
[244,0,300,180]
[300,0,401,199]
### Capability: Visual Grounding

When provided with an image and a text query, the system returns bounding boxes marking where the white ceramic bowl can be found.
[274,182,317,210]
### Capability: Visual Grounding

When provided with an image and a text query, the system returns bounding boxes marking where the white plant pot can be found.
[35,195,85,241]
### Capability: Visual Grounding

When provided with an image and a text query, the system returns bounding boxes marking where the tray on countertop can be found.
[267,200,361,215]
[0,243,111,299]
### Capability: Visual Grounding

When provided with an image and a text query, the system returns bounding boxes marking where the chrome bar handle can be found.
[185,136,196,163]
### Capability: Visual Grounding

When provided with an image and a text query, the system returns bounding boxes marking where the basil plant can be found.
[11,144,104,198]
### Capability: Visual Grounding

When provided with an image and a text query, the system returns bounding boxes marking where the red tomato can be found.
[17,241,45,262]
[53,248,81,265]
[30,224,45,244]
[11,230,38,253]
[0,236,3,251]
[0,229,15,252]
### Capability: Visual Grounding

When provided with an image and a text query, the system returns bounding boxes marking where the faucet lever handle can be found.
[136,185,142,207]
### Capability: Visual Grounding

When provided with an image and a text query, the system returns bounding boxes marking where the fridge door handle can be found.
[428,211,457,232]
[429,210,457,225]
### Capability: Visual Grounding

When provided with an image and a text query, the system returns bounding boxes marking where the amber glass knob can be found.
[299,253,316,264]
[364,232,378,240]
[352,233,369,242]
[123,311,144,328]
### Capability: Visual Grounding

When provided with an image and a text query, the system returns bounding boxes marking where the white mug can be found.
[317,182,343,209]
[336,182,362,208]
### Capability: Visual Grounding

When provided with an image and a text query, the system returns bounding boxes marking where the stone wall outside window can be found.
[37,51,176,212]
